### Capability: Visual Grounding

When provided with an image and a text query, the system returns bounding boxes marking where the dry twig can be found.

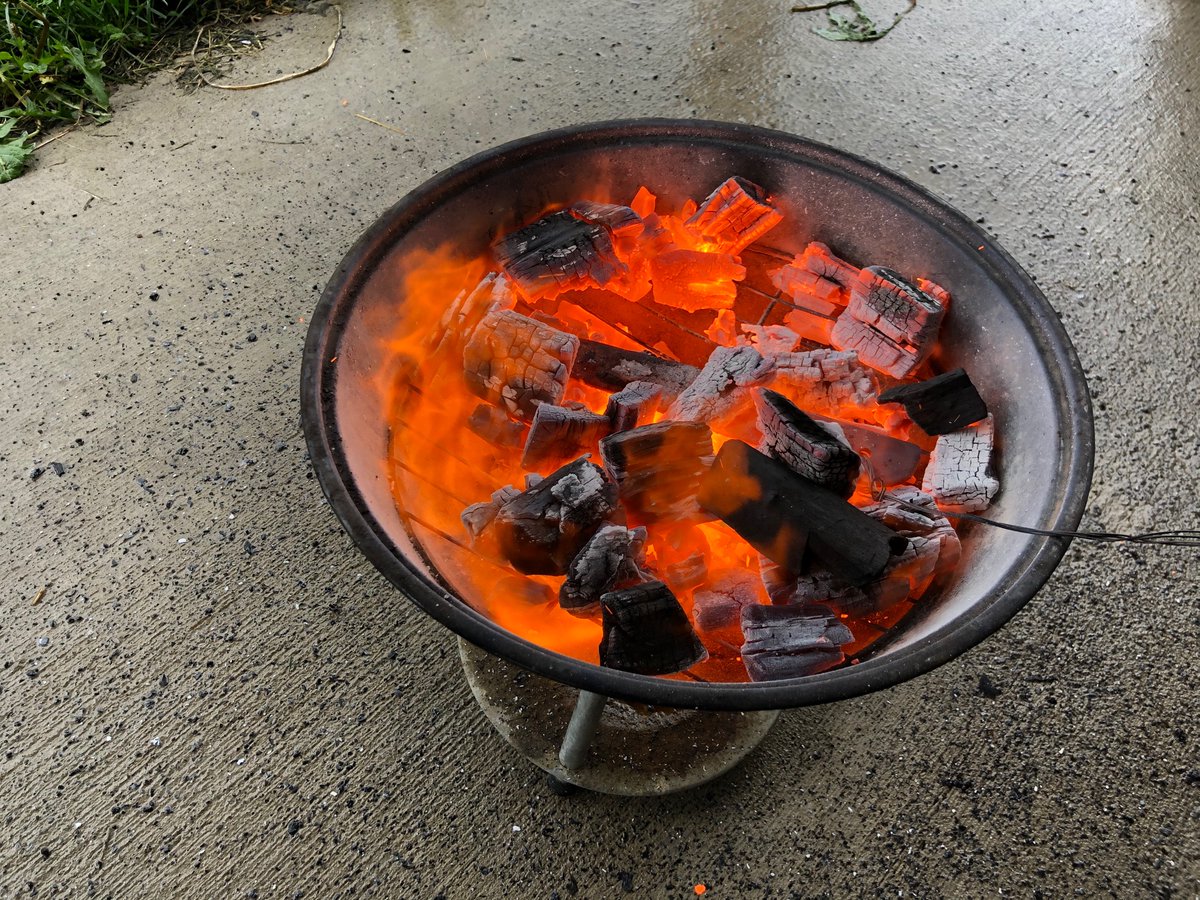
[198,5,342,91]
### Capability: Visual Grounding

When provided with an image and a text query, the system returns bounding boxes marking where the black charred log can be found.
[492,457,619,575]
[605,381,663,433]
[521,404,610,472]
[559,524,647,618]
[495,210,625,299]
[599,421,714,523]
[739,603,854,681]
[698,440,906,586]
[755,388,860,497]
[572,339,699,401]
[878,368,988,435]
[599,580,707,675]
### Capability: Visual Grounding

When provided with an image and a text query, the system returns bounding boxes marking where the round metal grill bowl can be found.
[300,119,1094,711]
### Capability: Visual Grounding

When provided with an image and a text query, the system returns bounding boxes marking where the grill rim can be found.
[300,118,1094,711]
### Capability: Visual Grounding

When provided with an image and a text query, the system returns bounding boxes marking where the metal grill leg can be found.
[558,690,607,770]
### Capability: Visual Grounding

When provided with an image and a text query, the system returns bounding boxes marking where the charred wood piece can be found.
[467,404,526,449]
[693,571,761,633]
[492,457,619,575]
[762,487,957,617]
[664,551,708,592]
[831,267,947,378]
[739,603,853,681]
[431,271,517,357]
[460,484,521,543]
[862,485,961,577]
[599,581,707,675]
[605,381,663,433]
[648,248,746,312]
[600,421,714,523]
[569,201,644,237]
[698,440,906,586]
[572,339,700,402]
[921,415,1000,512]
[739,324,801,355]
[769,348,876,417]
[878,368,988,435]
[559,525,648,617]
[755,389,860,498]
[810,415,923,487]
[916,277,952,309]
[521,404,610,471]
[666,346,776,424]
[495,210,626,299]
[685,177,783,255]
[463,310,580,421]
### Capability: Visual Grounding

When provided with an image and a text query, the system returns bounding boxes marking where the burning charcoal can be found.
[495,210,625,299]
[604,381,663,433]
[769,348,876,418]
[572,339,700,402]
[431,271,516,356]
[664,551,708,591]
[762,486,956,618]
[878,368,989,435]
[831,267,947,378]
[600,421,714,523]
[570,201,644,237]
[460,485,521,543]
[685,177,783,255]
[739,324,801,355]
[559,524,648,617]
[666,346,776,424]
[492,457,618,575]
[755,389,860,498]
[693,571,762,633]
[865,485,960,568]
[599,581,707,675]
[921,415,1000,512]
[649,249,746,312]
[521,404,610,472]
[467,404,526,449]
[916,277,952,309]
[698,441,907,586]
[810,415,922,486]
[739,603,853,681]
[463,310,580,421]
[797,241,861,288]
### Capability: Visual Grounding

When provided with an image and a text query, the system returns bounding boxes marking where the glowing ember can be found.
[384,179,998,683]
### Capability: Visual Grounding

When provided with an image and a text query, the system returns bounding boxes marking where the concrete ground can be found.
[2,0,1198,896]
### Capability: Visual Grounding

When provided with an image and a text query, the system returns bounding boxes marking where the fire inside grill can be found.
[385,177,998,684]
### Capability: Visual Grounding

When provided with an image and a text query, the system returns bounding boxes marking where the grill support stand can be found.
[558,690,608,771]
[458,638,779,796]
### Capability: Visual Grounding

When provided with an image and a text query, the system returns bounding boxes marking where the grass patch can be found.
[0,0,273,181]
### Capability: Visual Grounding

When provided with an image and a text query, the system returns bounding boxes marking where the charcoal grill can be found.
[300,119,1093,790]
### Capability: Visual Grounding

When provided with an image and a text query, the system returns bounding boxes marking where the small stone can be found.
[247,333,258,342]
[50,462,66,476]
[29,466,45,481]
[36,637,49,648]
[287,819,301,836]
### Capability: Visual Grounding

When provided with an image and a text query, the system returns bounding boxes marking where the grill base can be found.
[458,638,778,795]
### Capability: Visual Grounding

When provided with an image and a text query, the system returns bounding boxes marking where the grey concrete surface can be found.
[2,0,1198,896]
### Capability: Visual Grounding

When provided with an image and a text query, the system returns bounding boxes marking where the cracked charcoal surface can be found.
[666,345,776,424]
[922,415,1001,512]
[462,309,580,420]
[830,267,947,378]
[2,1,1197,897]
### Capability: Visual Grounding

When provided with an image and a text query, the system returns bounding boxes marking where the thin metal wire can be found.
[862,457,1200,548]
